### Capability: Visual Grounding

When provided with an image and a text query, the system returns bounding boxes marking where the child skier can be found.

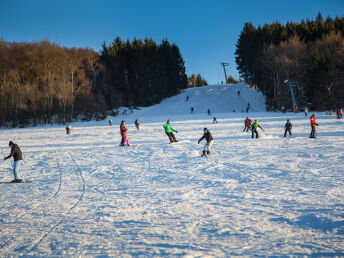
[109,118,112,126]
[122,128,130,146]
[243,117,252,132]
[66,123,72,134]
[250,120,264,139]
[4,141,23,182]
[163,120,178,143]
[120,121,126,146]
[198,128,213,157]
[284,119,293,137]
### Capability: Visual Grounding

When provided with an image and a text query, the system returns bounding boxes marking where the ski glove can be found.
[4,157,8,160]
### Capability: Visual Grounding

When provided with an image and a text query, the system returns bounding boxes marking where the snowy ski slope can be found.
[0,84,344,256]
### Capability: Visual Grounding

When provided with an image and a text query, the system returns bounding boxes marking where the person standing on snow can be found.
[122,129,130,146]
[163,120,178,143]
[109,118,112,126]
[4,141,23,182]
[310,113,319,138]
[284,119,293,137]
[135,118,140,130]
[207,108,211,116]
[250,120,264,139]
[120,121,126,146]
[304,107,308,117]
[243,117,252,132]
[198,128,213,157]
[66,123,72,134]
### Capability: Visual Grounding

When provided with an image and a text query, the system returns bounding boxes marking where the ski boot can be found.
[207,150,210,156]
[201,150,207,157]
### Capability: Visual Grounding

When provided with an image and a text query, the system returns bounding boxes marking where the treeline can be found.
[235,13,344,110]
[0,40,105,127]
[100,37,187,108]
[0,37,188,127]
[188,74,208,87]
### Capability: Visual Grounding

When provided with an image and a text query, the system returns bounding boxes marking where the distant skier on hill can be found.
[4,141,23,183]
[237,90,240,96]
[243,117,252,132]
[246,103,250,113]
[207,108,211,116]
[198,128,213,157]
[135,118,140,130]
[250,120,264,139]
[120,121,126,146]
[109,118,112,126]
[284,119,293,137]
[309,113,319,138]
[304,107,308,117]
[213,116,217,124]
[191,107,194,114]
[66,123,72,134]
[163,120,178,143]
[186,96,189,102]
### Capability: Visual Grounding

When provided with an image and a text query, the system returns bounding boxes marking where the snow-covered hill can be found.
[1,83,344,256]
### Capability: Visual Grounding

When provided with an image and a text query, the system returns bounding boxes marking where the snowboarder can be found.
[250,120,264,139]
[109,118,112,126]
[191,107,194,114]
[243,117,252,132]
[213,116,217,124]
[120,121,126,146]
[66,123,72,134]
[4,141,23,182]
[198,128,213,157]
[304,107,308,117]
[309,113,319,138]
[284,119,293,137]
[135,118,140,130]
[122,128,130,146]
[207,108,211,116]
[163,120,178,143]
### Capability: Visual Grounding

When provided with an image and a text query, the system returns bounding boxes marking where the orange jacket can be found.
[310,116,317,126]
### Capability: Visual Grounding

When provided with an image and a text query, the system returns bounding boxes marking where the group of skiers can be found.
[1,111,324,183]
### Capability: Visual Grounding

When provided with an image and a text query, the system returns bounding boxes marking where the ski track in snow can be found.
[0,84,344,256]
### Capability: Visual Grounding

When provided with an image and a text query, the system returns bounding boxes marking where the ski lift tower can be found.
[285,80,299,113]
[221,62,229,83]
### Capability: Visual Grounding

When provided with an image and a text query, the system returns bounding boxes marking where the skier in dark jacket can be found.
[4,141,23,182]
[284,119,293,137]
[250,120,264,139]
[243,117,252,132]
[135,118,140,130]
[120,121,126,146]
[198,128,214,157]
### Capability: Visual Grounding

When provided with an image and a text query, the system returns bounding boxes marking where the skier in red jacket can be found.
[310,113,319,138]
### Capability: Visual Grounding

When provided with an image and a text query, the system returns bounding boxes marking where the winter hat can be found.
[203,128,208,131]
[9,141,14,146]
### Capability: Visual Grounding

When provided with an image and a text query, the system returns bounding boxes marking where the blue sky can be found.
[0,0,343,84]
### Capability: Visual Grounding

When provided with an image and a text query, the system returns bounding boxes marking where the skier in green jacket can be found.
[163,120,178,143]
[250,120,264,139]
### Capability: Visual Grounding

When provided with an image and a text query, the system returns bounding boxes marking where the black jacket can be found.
[199,131,213,143]
[6,144,23,161]
[285,122,292,130]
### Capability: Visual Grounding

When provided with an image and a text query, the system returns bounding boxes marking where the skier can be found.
[246,103,250,113]
[243,117,252,132]
[122,128,130,146]
[309,113,319,138]
[186,96,189,102]
[4,141,23,182]
[163,120,178,143]
[198,128,214,157]
[304,107,308,117]
[109,118,112,126]
[237,90,240,96]
[135,118,140,130]
[191,107,194,114]
[207,108,211,116]
[66,123,72,134]
[213,116,217,124]
[340,108,343,119]
[284,119,293,137]
[250,120,264,139]
[120,120,126,146]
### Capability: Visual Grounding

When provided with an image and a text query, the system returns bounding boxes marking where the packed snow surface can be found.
[1,84,344,256]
